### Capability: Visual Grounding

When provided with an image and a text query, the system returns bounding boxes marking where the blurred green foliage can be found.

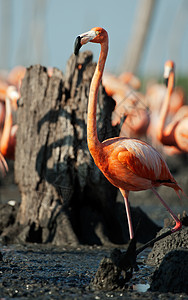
[141,75,188,104]
[176,76,188,102]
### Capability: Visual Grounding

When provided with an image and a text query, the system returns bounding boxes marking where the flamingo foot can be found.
[171,220,182,233]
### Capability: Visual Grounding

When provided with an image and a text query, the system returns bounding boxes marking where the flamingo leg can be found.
[151,187,182,232]
[124,195,134,240]
[0,152,8,175]
[120,189,134,240]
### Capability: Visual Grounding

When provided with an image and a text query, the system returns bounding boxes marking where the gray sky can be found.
[0,0,188,77]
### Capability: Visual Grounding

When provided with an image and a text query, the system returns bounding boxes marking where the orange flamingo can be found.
[74,27,183,240]
[146,77,185,148]
[0,80,9,130]
[118,72,141,90]
[0,79,19,130]
[0,79,8,100]
[157,61,188,153]
[7,65,26,91]
[0,102,5,131]
[0,86,19,160]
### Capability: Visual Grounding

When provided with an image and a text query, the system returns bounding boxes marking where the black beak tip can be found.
[164,77,168,87]
[74,36,82,56]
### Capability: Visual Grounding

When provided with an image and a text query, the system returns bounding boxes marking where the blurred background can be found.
[0,0,188,88]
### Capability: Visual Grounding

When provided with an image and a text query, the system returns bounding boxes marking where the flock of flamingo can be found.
[0,66,25,173]
[102,60,188,154]
[0,65,52,173]
[0,27,187,241]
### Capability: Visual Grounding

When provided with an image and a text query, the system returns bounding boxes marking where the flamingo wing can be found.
[117,139,173,183]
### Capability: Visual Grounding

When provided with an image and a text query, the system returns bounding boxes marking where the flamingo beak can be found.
[164,78,168,87]
[11,91,20,110]
[6,87,20,110]
[74,30,97,55]
[163,66,173,87]
[74,36,82,55]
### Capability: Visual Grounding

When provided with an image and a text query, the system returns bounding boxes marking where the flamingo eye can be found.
[95,30,100,35]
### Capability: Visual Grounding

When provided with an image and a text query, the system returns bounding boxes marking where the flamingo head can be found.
[6,86,20,110]
[74,27,108,55]
[164,60,175,87]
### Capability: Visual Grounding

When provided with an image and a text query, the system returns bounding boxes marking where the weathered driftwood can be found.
[2,51,160,246]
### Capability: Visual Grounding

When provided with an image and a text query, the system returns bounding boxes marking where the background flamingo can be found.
[146,76,185,149]
[0,86,19,160]
[0,66,25,132]
[118,72,141,90]
[0,65,26,164]
[157,60,188,153]
[7,65,26,92]
[74,27,183,240]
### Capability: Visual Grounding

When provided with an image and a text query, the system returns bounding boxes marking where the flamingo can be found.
[0,80,9,130]
[157,60,188,153]
[146,74,185,149]
[118,72,141,90]
[7,65,26,91]
[0,77,20,130]
[0,86,19,160]
[74,27,183,240]
[0,79,9,100]
[0,101,5,132]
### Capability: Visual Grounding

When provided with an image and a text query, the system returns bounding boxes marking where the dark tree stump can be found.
[5,51,123,246]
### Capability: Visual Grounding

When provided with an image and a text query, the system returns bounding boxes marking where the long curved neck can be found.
[157,71,174,142]
[87,39,108,158]
[0,96,12,156]
[0,88,6,101]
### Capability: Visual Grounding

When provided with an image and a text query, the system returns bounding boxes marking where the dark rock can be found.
[90,237,139,291]
[90,250,134,290]
[150,249,188,294]
[90,256,126,291]
[147,227,188,266]
[0,203,18,235]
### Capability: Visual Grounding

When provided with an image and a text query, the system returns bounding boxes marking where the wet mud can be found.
[0,244,188,299]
